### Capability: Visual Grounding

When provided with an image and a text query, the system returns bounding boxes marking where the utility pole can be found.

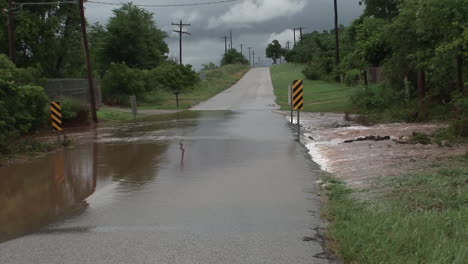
[240,44,243,56]
[172,19,191,65]
[7,0,16,64]
[293,27,303,46]
[286,40,291,51]
[221,36,229,54]
[78,0,98,123]
[248,47,251,66]
[299,27,304,45]
[334,0,340,65]
[293,28,297,47]
[229,29,233,50]
[252,50,255,68]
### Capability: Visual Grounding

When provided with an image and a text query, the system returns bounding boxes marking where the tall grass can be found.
[324,157,468,264]
[142,64,250,110]
[270,63,359,112]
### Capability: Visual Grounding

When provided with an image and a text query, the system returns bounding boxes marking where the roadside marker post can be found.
[174,90,181,109]
[288,84,293,124]
[292,80,304,141]
[130,95,137,119]
[50,101,63,132]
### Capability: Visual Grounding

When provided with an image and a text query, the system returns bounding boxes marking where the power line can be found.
[172,19,191,65]
[86,0,239,7]
[13,1,77,6]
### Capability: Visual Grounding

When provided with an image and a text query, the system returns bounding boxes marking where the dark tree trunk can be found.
[363,70,368,88]
[418,71,426,99]
[457,54,464,94]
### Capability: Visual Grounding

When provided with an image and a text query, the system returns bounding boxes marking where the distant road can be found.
[191,67,279,111]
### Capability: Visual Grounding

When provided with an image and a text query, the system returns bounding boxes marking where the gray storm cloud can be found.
[85,0,363,70]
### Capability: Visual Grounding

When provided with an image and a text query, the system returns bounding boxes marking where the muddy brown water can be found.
[0,111,328,264]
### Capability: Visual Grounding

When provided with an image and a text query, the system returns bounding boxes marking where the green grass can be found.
[323,156,468,264]
[270,63,359,112]
[141,64,250,110]
[97,108,145,121]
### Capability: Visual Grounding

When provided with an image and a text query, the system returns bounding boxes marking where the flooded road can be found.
[0,69,327,263]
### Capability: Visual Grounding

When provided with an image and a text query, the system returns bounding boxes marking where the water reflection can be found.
[0,144,97,243]
[0,140,168,243]
[0,111,233,243]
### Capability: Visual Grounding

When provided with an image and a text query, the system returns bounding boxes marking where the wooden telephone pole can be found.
[78,0,98,123]
[252,50,255,67]
[172,19,191,65]
[229,29,233,49]
[221,36,229,54]
[293,27,304,46]
[248,47,251,66]
[334,0,340,65]
[7,0,16,64]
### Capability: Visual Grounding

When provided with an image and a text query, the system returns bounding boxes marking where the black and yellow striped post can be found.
[292,80,304,110]
[292,80,304,141]
[50,101,63,132]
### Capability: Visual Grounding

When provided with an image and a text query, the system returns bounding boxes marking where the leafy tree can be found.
[202,62,218,71]
[95,3,168,74]
[266,40,283,64]
[101,62,146,105]
[1,1,84,77]
[0,55,49,150]
[221,49,248,66]
[147,62,200,93]
[359,0,400,20]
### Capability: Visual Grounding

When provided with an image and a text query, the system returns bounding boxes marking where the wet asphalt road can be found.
[0,68,327,263]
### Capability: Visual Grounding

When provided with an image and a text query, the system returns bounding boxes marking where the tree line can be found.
[0,1,250,152]
[267,0,467,135]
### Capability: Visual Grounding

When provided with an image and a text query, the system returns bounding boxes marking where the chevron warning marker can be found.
[292,80,304,110]
[50,101,63,131]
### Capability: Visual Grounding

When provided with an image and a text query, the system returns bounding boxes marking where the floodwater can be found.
[0,110,327,263]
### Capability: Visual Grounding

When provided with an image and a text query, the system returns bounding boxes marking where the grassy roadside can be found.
[321,156,468,264]
[97,108,147,121]
[96,64,250,121]
[141,64,250,110]
[270,63,359,112]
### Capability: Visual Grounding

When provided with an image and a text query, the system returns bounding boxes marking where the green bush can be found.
[0,55,49,152]
[142,89,165,105]
[221,49,248,66]
[102,63,146,105]
[351,84,402,111]
[302,62,323,80]
[147,62,200,93]
[344,69,362,86]
[57,97,90,123]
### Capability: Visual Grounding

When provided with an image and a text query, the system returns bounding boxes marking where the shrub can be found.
[102,63,146,105]
[57,97,90,123]
[302,62,323,80]
[351,84,402,111]
[147,62,200,93]
[344,69,362,86]
[0,83,49,152]
[0,55,49,152]
[142,89,165,105]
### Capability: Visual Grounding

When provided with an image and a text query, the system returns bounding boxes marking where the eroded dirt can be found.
[276,111,468,189]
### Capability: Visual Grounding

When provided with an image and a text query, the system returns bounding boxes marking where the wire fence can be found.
[44,79,102,107]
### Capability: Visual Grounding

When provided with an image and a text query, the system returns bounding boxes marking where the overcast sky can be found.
[85,0,364,70]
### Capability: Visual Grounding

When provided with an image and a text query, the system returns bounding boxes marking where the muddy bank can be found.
[276,111,467,189]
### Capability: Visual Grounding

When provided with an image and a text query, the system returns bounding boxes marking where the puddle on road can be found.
[0,111,216,243]
[0,110,311,244]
